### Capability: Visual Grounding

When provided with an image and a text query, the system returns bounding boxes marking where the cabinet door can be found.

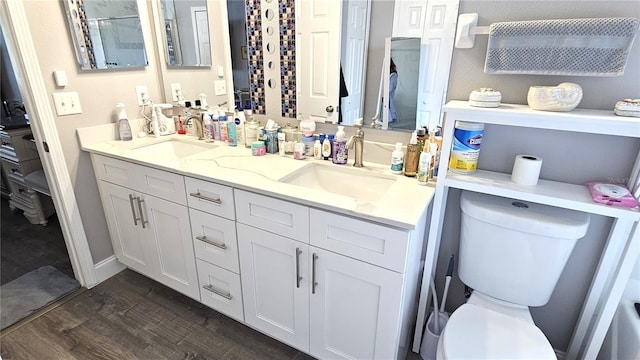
[309,247,404,360]
[237,223,310,351]
[98,181,152,276]
[140,193,199,300]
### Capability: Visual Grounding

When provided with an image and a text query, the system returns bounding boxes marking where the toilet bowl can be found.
[437,191,590,359]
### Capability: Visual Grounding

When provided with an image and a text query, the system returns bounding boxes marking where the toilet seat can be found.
[440,304,556,359]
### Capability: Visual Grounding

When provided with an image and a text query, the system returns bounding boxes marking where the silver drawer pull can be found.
[129,194,139,226]
[196,235,227,250]
[312,253,318,294]
[190,192,222,204]
[136,196,148,229]
[202,284,232,300]
[295,247,302,288]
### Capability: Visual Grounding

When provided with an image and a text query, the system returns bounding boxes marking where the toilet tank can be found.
[459,191,590,307]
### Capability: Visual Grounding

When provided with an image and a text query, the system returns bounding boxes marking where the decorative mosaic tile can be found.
[245,0,265,114]
[279,0,296,117]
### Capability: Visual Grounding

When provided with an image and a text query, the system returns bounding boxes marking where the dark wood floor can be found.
[1,269,316,360]
[1,198,74,285]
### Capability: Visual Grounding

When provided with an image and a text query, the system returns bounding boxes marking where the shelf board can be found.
[442,170,640,220]
[443,101,640,138]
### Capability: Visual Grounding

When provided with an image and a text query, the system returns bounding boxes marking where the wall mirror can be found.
[158,0,211,67]
[224,0,459,132]
[63,0,148,70]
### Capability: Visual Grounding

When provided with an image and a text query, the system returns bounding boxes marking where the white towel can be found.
[485,17,640,76]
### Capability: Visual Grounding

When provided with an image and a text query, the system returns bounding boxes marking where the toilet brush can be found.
[440,255,455,315]
[429,275,440,333]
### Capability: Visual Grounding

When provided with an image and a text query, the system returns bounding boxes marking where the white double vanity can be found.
[78,122,434,360]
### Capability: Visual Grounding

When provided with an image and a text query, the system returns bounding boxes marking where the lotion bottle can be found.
[116,103,133,141]
[390,142,404,174]
[404,131,419,177]
[417,142,431,184]
[322,134,332,160]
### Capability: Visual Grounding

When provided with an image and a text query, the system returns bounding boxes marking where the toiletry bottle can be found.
[115,103,133,141]
[234,106,245,147]
[433,129,442,176]
[177,114,186,134]
[203,113,212,141]
[391,142,404,174]
[245,118,259,147]
[313,139,322,159]
[417,142,431,184]
[150,106,160,138]
[219,112,228,142]
[416,128,427,153]
[227,117,237,146]
[404,130,420,177]
[322,134,332,160]
[429,141,438,180]
[332,126,348,164]
[278,132,286,156]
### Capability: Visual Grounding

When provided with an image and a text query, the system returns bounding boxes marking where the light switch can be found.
[214,80,226,96]
[52,92,82,115]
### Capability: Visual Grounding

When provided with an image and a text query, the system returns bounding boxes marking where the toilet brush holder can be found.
[420,311,449,360]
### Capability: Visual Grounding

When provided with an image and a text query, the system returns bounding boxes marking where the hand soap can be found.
[115,103,132,141]
[332,126,348,164]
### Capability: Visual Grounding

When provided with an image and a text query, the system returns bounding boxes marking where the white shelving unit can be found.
[413,101,640,359]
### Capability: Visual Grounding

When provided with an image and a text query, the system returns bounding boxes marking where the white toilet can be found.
[437,191,590,359]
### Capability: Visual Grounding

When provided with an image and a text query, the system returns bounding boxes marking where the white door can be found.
[392,0,428,37]
[192,6,211,66]
[340,0,370,125]
[141,193,199,300]
[296,0,342,123]
[415,0,459,130]
[309,247,404,360]
[237,224,310,351]
[98,182,152,276]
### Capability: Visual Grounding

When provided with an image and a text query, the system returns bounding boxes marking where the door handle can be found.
[129,194,139,226]
[202,284,232,300]
[196,235,227,250]
[189,192,222,204]
[295,247,302,288]
[312,253,318,294]
[325,105,334,113]
[136,196,148,229]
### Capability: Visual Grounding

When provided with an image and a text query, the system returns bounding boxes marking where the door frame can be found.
[1,1,97,287]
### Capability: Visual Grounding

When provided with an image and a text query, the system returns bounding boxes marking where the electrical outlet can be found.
[171,83,182,101]
[52,92,82,115]
[214,80,226,96]
[135,85,149,106]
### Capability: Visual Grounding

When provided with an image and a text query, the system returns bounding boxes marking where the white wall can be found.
[437,0,640,352]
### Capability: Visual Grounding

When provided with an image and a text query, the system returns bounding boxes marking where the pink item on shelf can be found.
[587,182,639,208]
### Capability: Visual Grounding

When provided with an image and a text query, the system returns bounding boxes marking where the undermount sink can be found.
[279,163,396,202]
[130,139,216,159]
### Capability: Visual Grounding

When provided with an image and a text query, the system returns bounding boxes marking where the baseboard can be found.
[92,256,126,287]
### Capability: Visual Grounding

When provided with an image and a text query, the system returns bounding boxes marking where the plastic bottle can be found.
[433,128,443,176]
[176,114,186,135]
[313,139,322,159]
[404,131,420,177]
[234,106,245,147]
[332,126,348,164]
[245,118,259,147]
[429,141,438,180]
[278,132,286,156]
[416,128,427,153]
[219,113,228,142]
[115,103,133,141]
[227,118,237,146]
[150,106,160,138]
[390,142,404,174]
[417,142,431,184]
[322,134,332,160]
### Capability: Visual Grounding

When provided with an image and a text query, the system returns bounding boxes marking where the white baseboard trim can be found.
[92,256,126,287]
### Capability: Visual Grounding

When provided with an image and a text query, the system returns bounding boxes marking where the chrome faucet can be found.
[185,112,205,140]
[347,118,365,167]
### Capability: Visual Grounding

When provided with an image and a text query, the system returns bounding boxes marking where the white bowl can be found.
[527,83,583,112]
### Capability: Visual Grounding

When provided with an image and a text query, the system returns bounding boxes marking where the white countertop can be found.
[78,123,435,230]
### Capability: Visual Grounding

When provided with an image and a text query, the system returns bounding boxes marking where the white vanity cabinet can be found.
[236,189,423,360]
[92,154,199,300]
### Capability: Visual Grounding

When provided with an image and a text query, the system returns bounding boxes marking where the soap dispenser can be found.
[115,103,133,141]
[332,125,348,164]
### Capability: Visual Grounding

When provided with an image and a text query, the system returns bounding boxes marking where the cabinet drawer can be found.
[196,259,244,322]
[190,208,239,273]
[310,209,409,273]
[185,177,235,220]
[1,157,41,177]
[235,189,309,242]
[93,155,186,205]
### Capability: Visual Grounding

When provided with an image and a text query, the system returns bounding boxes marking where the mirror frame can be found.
[158,0,212,68]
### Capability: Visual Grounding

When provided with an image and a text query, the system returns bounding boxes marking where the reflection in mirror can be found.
[159,0,211,66]
[63,0,148,70]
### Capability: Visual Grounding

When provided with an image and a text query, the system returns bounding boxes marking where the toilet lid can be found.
[442,304,556,359]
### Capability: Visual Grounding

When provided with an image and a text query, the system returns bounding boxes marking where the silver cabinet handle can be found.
[295,247,302,288]
[312,253,318,294]
[202,284,232,300]
[136,196,148,229]
[129,194,139,226]
[196,235,227,250]
[189,192,222,204]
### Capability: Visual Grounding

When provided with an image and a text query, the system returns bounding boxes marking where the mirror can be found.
[63,0,148,70]
[159,0,211,67]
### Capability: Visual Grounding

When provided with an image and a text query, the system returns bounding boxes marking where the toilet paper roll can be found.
[511,155,543,186]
